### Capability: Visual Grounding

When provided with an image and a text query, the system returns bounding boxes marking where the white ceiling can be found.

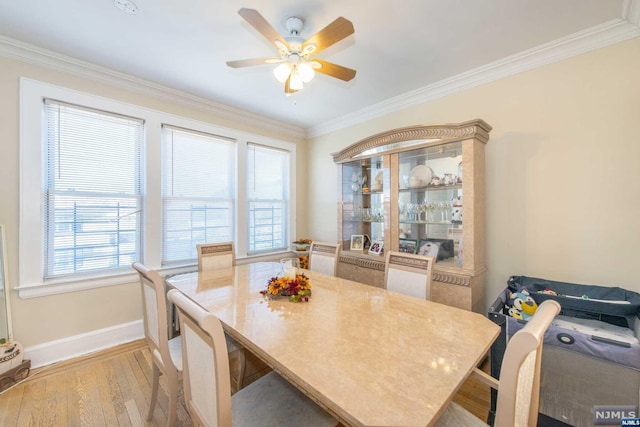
[0,1,636,135]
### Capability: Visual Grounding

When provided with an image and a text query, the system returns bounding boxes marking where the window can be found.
[20,79,296,297]
[161,125,235,265]
[43,100,143,278]
[247,143,290,253]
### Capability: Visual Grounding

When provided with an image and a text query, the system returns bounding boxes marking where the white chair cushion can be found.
[232,371,336,426]
[386,268,430,299]
[201,253,233,271]
[168,335,183,371]
[310,253,336,276]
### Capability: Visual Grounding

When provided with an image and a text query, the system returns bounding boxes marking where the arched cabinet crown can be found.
[332,119,491,313]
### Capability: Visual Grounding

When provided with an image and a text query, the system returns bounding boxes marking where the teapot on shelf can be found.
[443,173,456,186]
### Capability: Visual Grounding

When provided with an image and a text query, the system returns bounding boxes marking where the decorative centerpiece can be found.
[260,258,312,302]
[291,238,312,269]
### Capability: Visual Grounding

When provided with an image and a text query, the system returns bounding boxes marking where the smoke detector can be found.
[113,0,140,15]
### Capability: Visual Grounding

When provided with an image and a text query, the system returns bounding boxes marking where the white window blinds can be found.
[247,143,289,253]
[161,125,235,264]
[43,99,143,278]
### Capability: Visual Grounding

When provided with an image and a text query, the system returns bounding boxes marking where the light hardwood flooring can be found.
[0,339,492,426]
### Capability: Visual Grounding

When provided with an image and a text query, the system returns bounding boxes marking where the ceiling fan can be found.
[226,8,356,94]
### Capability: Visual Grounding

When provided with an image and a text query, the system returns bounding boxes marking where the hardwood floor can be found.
[0,339,492,426]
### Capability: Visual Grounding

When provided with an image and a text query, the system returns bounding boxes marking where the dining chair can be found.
[308,241,341,276]
[132,262,183,427]
[384,251,435,299]
[435,299,562,427]
[195,241,246,393]
[166,289,338,427]
[197,241,235,272]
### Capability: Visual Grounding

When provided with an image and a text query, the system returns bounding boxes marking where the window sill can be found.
[17,271,141,299]
[16,250,293,299]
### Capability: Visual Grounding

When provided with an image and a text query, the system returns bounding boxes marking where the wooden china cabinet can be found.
[332,119,491,313]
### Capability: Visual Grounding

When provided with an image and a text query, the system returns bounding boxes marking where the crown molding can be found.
[0,35,305,140]
[307,7,640,138]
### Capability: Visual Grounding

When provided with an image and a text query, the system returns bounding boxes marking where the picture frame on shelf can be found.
[417,240,440,259]
[350,235,364,251]
[368,240,384,256]
[398,239,418,254]
[421,238,454,260]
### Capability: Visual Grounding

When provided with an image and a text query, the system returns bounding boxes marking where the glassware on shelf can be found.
[439,201,451,222]
[426,201,436,222]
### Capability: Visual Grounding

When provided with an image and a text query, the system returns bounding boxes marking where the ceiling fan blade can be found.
[302,17,354,54]
[226,57,280,68]
[313,59,356,81]
[238,8,287,49]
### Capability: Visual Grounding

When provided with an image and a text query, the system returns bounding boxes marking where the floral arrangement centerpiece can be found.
[260,258,312,302]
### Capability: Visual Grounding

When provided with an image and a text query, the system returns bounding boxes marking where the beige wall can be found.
[0,55,306,348]
[308,37,640,309]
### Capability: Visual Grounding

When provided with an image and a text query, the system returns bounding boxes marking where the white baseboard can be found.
[24,320,144,369]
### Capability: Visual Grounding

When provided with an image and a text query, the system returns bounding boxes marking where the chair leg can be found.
[231,348,246,392]
[147,362,160,421]
[166,371,179,427]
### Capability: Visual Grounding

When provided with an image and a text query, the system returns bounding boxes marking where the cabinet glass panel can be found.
[341,157,384,248]
[398,141,462,266]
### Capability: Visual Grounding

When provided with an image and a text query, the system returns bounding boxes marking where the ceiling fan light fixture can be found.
[298,62,315,83]
[302,43,317,56]
[273,63,291,83]
[289,71,304,90]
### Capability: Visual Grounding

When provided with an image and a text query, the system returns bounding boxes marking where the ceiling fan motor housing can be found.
[285,16,304,35]
[285,16,305,53]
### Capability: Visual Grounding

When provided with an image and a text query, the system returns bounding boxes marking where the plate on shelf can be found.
[409,165,433,187]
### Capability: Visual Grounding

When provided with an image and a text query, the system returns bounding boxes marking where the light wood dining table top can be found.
[166,262,500,426]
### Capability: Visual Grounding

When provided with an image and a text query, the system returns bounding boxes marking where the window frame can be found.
[161,124,237,266]
[42,99,145,279]
[19,78,296,298]
[246,143,291,255]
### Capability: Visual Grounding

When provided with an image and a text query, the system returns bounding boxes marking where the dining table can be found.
[165,262,500,426]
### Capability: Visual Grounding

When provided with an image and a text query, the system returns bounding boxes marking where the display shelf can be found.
[290,241,311,256]
[399,220,461,225]
[291,250,309,256]
[333,120,491,312]
[399,183,462,192]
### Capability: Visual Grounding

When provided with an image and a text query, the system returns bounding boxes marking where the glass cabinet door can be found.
[341,157,384,250]
[398,141,462,266]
